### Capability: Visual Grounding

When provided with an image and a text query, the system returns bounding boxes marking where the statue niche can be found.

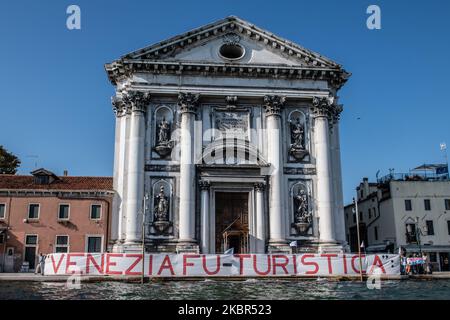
[151,185,172,235]
[291,186,312,235]
[288,114,309,161]
[153,106,174,158]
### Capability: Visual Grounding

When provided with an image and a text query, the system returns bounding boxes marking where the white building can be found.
[105,16,350,254]
[345,170,450,271]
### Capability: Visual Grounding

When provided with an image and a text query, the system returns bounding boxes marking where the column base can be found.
[112,240,144,253]
[268,240,292,254]
[176,240,199,254]
[318,241,345,254]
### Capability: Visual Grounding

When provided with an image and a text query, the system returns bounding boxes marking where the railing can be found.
[377,172,449,184]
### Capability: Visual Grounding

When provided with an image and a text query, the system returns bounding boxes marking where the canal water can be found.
[0,279,449,300]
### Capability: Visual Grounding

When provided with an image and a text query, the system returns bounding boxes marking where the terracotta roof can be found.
[0,175,113,191]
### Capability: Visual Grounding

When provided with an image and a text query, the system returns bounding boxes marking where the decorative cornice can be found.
[178,92,200,114]
[264,95,286,117]
[198,180,211,191]
[311,96,342,125]
[253,182,266,192]
[122,91,151,113]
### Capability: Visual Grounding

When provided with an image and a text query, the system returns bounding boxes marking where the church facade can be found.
[105,16,350,254]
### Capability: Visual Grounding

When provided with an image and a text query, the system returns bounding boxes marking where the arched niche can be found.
[290,181,313,236]
[151,179,173,222]
[287,109,309,162]
[153,105,174,158]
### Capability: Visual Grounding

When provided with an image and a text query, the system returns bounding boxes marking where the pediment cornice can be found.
[105,16,350,89]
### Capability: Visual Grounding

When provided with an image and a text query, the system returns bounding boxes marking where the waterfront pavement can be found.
[1,273,449,282]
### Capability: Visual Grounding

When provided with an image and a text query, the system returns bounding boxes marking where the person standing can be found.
[34,253,46,276]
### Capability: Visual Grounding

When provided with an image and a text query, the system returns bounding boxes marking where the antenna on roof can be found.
[26,155,39,170]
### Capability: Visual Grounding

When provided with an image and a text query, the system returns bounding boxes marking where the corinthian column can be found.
[178,92,199,244]
[312,96,338,246]
[264,95,287,249]
[123,91,150,244]
[111,94,127,245]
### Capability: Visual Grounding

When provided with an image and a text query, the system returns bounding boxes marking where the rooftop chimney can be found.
[63,170,68,176]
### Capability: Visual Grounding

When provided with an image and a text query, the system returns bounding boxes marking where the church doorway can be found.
[215,192,249,253]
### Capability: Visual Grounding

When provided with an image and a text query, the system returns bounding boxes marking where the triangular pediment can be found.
[121,16,341,69]
[106,16,350,87]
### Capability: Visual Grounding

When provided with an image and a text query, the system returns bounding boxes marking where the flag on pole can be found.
[360,241,365,249]
[224,248,234,255]
[289,240,298,247]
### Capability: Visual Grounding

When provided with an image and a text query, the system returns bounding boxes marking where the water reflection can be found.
[0,279,449,300]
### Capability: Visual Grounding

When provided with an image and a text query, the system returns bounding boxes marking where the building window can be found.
[447,221,450,236]
[405,200,412,211]
[25,235,38,245]
[87,236,102,253]
[424,199,431,211]
[353,214,356,223]
[374,226,379,241]
[359,212,363,222]
[426,220,434,235]
[405,224,417,243]
[55,235,69,253]
[90,204,101,220]
[0,234,4,244]
[0,203,5,219]
[445,199,450,211]
[58,204,70,220]
[28,204,40,219]
[368,208,372,219]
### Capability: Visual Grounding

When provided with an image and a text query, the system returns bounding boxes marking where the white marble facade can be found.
[106,16,350,253]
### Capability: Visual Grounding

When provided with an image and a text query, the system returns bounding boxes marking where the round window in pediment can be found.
[219,43,245,61]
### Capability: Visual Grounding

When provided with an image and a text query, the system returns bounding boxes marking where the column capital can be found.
[254,182,266,192]
[198,180,211,191]
[311,96,343,125]
[111,95,127,117]
[264,95,286,117]
[178,92,200,114]
[123,91,151,113]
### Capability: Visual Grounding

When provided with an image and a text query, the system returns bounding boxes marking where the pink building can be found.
[0,169,113,272]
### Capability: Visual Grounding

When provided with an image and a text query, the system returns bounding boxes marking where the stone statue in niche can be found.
[289,117,308,161]
[291,188,312,234]
[152,185,172,234]
[154,118,173,157]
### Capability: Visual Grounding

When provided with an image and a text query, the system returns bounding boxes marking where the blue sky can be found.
[0,0,449,204]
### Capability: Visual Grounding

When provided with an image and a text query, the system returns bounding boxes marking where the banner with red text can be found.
[44,253,400,277]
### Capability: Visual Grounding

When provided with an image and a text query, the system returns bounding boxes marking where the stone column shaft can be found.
[178,93,199,243]
[199,181,210,253]
[254,183,266,253]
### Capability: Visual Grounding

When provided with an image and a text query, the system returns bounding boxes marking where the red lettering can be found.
[183,254,200,275]
[253,255,271,276]
[321,254,338,274]
[86,254,104,274]
[236,254,252,275]
[351,255,366,274]
[301,254,319,275]
[51,254,65,274]
[66,253,85,274]
[272,255,289,275]
[202,255,220,275]
[157,255,175,276]
[106,253,123,275]
[368,255,386,274]
[125,254,142,276]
